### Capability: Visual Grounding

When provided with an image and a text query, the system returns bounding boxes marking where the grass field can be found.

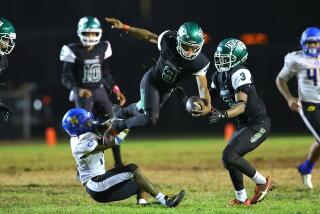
[0,136,320,213]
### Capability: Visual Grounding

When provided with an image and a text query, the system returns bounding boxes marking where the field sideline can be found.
[0,136,319,213]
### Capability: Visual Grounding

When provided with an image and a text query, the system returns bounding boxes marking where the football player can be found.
[209,38,272,205]
[60,16,126,168]
[276,27,320,189]
[104,17,211,133]
[62,108,185,207]
[0,17,16,122]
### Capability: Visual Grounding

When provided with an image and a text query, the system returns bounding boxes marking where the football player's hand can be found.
[116,92,126,106]
[0,103,13,122]
[192,103,212,117]
[287,97,301,112]
[79,89,92,98]
[105,17,124,30]
[209,109,227,124]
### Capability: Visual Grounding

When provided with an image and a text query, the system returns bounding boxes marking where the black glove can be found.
[0,103,13,122]
[209,109,227,124]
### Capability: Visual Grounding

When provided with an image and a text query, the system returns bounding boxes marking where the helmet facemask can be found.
[0,32,16,55]
[214,52,236,72]
[302,41,320,57]
[78,30,102,47]
[177,36,204,60]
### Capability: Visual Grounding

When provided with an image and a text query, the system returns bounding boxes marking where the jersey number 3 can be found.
[307,68,319,86]
[82,64,102,83]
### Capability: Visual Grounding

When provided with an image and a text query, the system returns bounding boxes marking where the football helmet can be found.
[300,27,320,57]
[176,22,204,60]
[214,38,248,72]
[77,16,102,46]
[0,18,16,55]
[62,108,97,136]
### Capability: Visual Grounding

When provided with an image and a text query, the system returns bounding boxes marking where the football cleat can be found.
[228,199,251,206]
[297,166,313,189]
[250,176,273,204]
[164,190,185,207]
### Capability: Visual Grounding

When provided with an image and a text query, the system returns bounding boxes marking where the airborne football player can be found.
[105,17,211,133]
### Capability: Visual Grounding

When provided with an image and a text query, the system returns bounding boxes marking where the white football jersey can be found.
[70,132,106,185]
[278,51,320,103]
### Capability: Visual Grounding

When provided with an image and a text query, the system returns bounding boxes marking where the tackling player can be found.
[209,38,272,205]
[276,27,320,189]
[62,108,185,207]
[0,17,15,122]
[60,16,125,168]
[104,17,211,133]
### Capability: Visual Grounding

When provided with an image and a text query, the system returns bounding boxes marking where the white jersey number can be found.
[82,64,102,83]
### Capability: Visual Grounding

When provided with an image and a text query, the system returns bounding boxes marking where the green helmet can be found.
[77,16,102,46]
[0,18,16,55]
[176,22,204,60]
[214,38,248,72]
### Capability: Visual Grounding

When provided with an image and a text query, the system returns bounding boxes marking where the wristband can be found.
[123,24,130,32]
[112,85,121,94]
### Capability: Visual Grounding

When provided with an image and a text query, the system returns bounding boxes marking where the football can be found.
[186,96,204,114]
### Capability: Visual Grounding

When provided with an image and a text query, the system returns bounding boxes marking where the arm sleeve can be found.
[61,61,78,91]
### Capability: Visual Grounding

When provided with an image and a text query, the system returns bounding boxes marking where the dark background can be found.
[1,0,319,138]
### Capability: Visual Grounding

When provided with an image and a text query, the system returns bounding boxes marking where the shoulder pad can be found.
[60,45,76,63]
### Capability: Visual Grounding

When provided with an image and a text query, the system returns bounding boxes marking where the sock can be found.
[235,189,247,202]
[251,171,266,185]
[155,192,166,206]
[298,159,315,174]
[138,198,148,205]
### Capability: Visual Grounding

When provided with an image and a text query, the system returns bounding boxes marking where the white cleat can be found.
[302,174,313,189]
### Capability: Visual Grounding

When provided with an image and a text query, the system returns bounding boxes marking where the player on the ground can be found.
[62,107,185,207]
[60,16,126,167]
[276,27,320,189]
[0,17,16,122]
[104,17,211,133]
[209,38,272,206]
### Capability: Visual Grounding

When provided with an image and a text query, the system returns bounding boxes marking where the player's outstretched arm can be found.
[105,17,158,44]
[276,75,300,112]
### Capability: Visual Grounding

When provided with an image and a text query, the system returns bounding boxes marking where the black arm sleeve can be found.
[61,61,78,91]
[102,60,116,91]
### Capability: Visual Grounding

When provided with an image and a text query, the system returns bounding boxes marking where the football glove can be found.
[209,108,227,124]
[0,103,13,122]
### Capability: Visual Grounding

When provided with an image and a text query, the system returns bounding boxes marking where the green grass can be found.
[0,136,319,213]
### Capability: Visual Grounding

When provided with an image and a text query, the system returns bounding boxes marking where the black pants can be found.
[74,85,113,115]
[86,164,140,203]
[299,101,320,143]
[222,118,271,191]
[123,71,172,129]
[74,85,122,165]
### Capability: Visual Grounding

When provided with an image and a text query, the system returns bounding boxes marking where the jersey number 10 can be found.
[82,64,102,83]
[307,68,320,86]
